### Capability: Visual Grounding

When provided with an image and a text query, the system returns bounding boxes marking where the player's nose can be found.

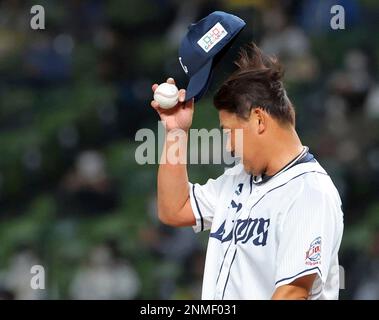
[225,141,235,156]
[225,137,234,154]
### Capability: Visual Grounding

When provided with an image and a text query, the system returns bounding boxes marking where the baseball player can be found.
[150,13,343,300]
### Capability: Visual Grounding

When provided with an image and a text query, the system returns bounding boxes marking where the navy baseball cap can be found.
[178,11,246,102]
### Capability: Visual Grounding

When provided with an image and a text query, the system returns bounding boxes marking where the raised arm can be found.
[150,78,196,227]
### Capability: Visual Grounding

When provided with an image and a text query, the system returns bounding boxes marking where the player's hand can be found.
[151,78,194,132]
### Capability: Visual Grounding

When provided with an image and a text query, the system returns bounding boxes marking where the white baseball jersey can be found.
[188,148,344,300]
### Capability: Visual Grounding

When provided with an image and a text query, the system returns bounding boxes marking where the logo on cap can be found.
[178,57,188,74]
[197,22,228,53]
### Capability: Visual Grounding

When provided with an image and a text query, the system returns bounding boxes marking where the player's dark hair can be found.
[213,42,295,126]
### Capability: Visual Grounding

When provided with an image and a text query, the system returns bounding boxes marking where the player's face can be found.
[219,110,266,175]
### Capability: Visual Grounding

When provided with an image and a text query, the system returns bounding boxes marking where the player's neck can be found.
[264,127,304,177]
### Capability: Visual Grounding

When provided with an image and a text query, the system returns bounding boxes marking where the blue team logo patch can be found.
[305,237,321,266]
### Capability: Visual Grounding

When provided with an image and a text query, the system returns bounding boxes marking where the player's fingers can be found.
[152,84,158,92]
[178,89,186,103]
[166,77,176,85]
[151,100,161,110]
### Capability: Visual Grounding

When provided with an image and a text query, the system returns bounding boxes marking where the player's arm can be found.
[156,129,195,227]
[272,272,317,300]
[151,78,196,227]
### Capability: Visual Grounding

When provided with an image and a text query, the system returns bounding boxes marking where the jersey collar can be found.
[251,146,315,186]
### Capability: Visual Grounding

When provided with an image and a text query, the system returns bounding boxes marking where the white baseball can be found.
[153,83,179,109]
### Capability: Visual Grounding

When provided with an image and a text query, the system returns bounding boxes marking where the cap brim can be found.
[185,59,213,103]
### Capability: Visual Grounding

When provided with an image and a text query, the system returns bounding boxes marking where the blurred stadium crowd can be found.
[0,0,378,299]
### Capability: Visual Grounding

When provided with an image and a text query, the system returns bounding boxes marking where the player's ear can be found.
[251,108,266,134]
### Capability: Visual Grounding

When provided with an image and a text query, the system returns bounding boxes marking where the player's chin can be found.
[240,160,252,174]
[241,161,258,176]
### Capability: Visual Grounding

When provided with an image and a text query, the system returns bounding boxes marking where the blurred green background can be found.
[0,0,379,299]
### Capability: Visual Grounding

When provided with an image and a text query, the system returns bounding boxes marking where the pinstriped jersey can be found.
[188,150,344,299]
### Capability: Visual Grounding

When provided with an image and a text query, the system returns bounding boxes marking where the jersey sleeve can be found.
[275,182,341,289]
[188,176,222,233]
